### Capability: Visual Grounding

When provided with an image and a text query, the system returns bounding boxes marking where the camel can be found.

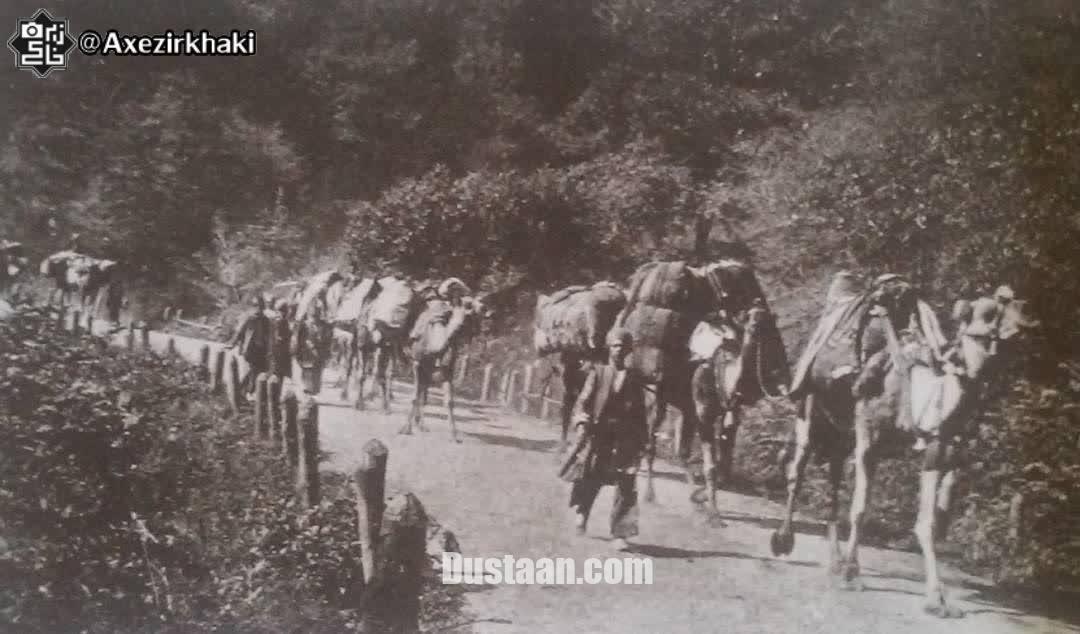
[769,274,1037,618]
[40,251,121,317]
[533,281,627,451]
[690,288,790,513]
[616,259,790,504]
[328,275,385,407]
[403,279,489,442]
[346,274,424,412]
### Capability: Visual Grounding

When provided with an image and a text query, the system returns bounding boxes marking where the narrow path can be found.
[80,314,1076,634]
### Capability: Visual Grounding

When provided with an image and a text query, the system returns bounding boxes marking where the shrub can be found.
[0,308,460,632]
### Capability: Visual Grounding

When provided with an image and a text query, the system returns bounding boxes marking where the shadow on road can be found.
[631,543,818,568]
[463,430,562,453]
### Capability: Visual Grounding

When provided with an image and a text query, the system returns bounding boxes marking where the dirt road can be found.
[313,384,1074,634]
[84,316,1075,634]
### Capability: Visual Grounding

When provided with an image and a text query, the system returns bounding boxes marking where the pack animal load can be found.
[367,276,416,333]
[332,277,379,323]
[295,270,342,321]
[616,261,705,382]
[787,272,948,407]
[533,282,626,355]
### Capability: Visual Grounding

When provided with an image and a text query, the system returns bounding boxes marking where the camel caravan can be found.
[39,246,125,325]
[534,256,1037,618]
[231,268,493,442]
[21,230,1041,619]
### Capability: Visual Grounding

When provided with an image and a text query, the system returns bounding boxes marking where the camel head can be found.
[438,277,471,305]
[951,285,1039,379]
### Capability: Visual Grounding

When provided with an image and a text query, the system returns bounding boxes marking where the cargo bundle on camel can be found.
[532,281,627,449]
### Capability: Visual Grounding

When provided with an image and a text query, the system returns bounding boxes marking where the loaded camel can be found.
[770,273,1037,618]
[688,259,790,513]
[403,278,491,442]
[39,251,123,320]
[615,259,789,506]
[533,281,627,452]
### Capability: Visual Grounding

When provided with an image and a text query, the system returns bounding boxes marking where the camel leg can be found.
[401,362,420,435]
[558,358,584,454]
[414,364,428,432]
[354,348,368,410]
[826,453,845,575]
[935,468,958,540]
[378,347,391,413]
[718,409,739,486]
[916,447,965,617]
[341,334,356,402]
[445,378,461,443]
[690,364,718,513]
[643,392,667,504]
[840,424,876,591]
[771,396,812,557]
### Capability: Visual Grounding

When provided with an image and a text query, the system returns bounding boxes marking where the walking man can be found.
[230,295,271,397]
[562,327,649,551]
[291,303,333,395]
[267,298,292,382]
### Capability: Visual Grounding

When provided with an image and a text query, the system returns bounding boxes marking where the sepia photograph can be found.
[1,1,1078,632]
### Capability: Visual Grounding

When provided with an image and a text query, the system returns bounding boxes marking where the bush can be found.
[0,308,460,632]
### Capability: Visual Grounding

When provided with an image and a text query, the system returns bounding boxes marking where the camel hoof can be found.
[770,530,795,557]
[828,557,844,576]
[398,426,412,435]
[841,563,864,591]
[453,436,462,444]
[924,602,965,619]
[689,487,709,505]
[643,487,657,504]
[706,513,728,529]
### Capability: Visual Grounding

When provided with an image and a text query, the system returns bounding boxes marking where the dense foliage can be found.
[3,0,1079,594]
[0,309,461,632]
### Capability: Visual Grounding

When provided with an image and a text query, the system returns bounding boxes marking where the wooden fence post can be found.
[297,396,320,507]
[499,370,510,405]
[456,353,470,384]
[282,388,299,466]
[140,324,150,349]
[505,371,519,408]
[520,362,535,414]
[199,344,210,375]
[254,373,269,440]
[363,493,427,634]
[268,375,282,446]
[227,355,243,415]
[354,439,389,585]
[71,310,81,335]
[480,364,493,402]
[1008,492,1025,547]
[86,314,94,336]
[126,322,136,349]
[211,348,225,394]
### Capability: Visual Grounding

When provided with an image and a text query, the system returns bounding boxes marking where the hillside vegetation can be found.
[2,0,1079,590]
